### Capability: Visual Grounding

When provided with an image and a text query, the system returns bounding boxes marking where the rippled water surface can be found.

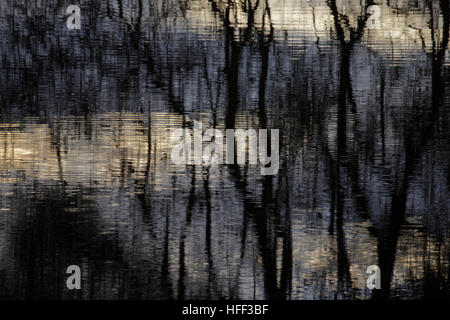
[0,0,449,299]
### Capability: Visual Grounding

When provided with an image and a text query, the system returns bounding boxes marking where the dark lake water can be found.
[0,0,449,300]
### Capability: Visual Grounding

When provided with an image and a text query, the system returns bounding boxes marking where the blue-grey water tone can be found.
[0,0,449,299]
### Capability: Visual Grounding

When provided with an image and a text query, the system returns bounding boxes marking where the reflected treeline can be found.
[0,0,449,299]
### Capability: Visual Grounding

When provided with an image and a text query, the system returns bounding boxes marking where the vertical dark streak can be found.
[178,168,196,299]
